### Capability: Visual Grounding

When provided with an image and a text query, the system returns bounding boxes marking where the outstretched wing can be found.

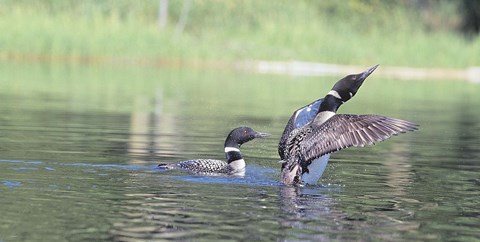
[278,98,324,160]
[299,114,418,162]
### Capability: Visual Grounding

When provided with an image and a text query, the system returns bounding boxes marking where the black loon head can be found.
[224,127,271,148]
[330,64,379,103]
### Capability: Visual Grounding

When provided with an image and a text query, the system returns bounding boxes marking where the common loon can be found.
[278,65,418,185]
[158,127,271,175]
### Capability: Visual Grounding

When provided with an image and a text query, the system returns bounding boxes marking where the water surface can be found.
[0,62,479,241]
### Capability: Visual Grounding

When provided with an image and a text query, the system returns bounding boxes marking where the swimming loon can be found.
[279,65,418,185]
[158,127,271,175]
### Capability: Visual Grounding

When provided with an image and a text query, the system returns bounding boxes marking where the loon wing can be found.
[298,114,418,163]
[278,98,324,160]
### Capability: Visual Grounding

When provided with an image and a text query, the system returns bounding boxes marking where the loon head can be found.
[329,64,379,102]
[224,127,271,148]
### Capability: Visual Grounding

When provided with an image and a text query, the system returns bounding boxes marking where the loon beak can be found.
[255,132,271,138]
[359,64,379,81]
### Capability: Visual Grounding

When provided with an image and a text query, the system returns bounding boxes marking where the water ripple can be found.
[1,180,23,189]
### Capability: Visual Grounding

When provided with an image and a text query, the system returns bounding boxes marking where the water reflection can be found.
[108,175,342,241]
[278,186,336,219]
[2,63,480,241]
[128,89,183,165]
[277,186,338,240]
[128,96,152,163]
[107,176,424,241]
[109,180,282,240]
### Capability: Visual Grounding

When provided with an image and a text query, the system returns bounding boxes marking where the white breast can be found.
[229,159,245,171]
[313,111,336,125]
[301,154,331,185]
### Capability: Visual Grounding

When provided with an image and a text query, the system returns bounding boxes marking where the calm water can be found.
[1,62,479,241]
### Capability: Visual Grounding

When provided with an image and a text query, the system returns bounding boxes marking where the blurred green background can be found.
[1,2,480,240]
[1,0,479,68]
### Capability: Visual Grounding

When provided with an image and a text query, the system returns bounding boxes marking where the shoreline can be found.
[2,54,478,83]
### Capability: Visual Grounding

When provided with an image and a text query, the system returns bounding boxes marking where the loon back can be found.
[160,159,236,174]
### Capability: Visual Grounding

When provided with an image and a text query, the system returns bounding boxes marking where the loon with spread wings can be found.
[278,65,418,185]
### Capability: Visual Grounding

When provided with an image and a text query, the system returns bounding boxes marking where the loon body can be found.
[279,65,418,185]
[158,127,270,175]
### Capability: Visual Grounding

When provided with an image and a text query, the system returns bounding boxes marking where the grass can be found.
[0,0,479,68]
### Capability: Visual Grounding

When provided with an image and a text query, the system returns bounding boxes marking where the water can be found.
[1,62,479,241]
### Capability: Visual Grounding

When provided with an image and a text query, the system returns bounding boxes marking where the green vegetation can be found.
[0,0,479,68]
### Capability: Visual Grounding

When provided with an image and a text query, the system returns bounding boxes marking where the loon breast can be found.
[300,154,331,185]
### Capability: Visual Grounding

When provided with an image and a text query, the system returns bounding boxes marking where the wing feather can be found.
[298,114,418,162]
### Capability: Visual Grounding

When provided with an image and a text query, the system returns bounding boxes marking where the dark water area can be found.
[0,62,479,241]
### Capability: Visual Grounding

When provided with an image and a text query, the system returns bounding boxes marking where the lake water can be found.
[1,62,479,241]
